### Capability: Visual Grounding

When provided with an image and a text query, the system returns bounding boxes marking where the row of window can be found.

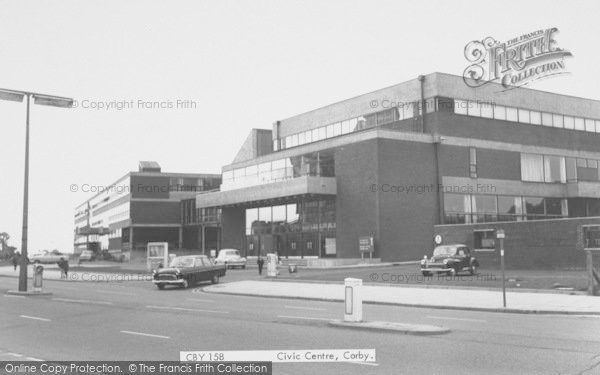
[275,105,414,151]
[221,152,335,191]
[521,153,600,183]
[444,193,600,224]
[454,99,600,133]
[245,200,336,236]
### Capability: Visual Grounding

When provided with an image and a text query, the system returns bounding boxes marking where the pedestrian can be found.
[57,257,69,279]
[12,252,20,271]
[257,255,264,276]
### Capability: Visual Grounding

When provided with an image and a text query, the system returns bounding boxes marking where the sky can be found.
[0,0,599,252]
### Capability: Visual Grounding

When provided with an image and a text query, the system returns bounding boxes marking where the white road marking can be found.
[426,316,487,323]
[3,295,25,299]
[26,357,44,361]
[55,285,79,290]
[185,298,215,303]
[19,315,51,322]
[277,315,330,321]
[350,362,379,367]
[52,298,113,305]
[120,330,170,339]
[96,290,135,296]
[7,353,22,357]
[284,305,327,311]
[146,305,228,314]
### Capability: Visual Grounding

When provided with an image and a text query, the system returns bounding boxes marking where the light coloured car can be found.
[31,250,65,264]
[214,249,246,269]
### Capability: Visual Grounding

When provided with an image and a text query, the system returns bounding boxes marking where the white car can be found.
[214,249,246,269]
[30,250,66,264]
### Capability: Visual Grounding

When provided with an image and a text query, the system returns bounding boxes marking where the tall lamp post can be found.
[0,88,73,292]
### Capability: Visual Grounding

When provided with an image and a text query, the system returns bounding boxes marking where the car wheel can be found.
[422,271,431,277]
[211,275,219,284]
[157,284,165,290]
[34,260,40,264]
[242,265,246,269]
[469,265,477,276]
[181,279,189,289]
[448,268,457,276]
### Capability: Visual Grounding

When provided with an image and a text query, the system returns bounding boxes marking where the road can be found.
[0,273,599,375]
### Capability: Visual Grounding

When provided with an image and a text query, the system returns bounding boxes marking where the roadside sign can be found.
[496,229,505,239]
[358,236,374,253]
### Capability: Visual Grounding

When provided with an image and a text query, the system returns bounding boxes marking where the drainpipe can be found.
[418,75,426,133]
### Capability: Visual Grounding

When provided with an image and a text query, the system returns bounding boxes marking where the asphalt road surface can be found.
[0,274,599,375]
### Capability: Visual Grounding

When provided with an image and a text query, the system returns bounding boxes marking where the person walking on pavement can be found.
[57,257,69,279]
[257,255,264,276]
[12,252,20,271]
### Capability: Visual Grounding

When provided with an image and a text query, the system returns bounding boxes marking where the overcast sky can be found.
[1,0,599,252]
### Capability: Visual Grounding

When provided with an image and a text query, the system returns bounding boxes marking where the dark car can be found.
[420,244,479,276]
[152,255,226,290]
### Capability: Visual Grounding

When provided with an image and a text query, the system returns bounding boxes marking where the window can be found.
[566,158,578,182]
[258,162,271,183]
[311,128,319,142]
[469,148,477,178]
[474,230,496,250]
[545,198,566,217]
[506,107,518,122]
[523,197,545,220]
[521,154,544,182]
[444,193,472,224]
[471,195,497,223]
[541,112,553,127]
[467,101,480,117]
[348,118,358,132]
[480,102,493,118]
[518,109,530,124]
[585,119,596,132]
[273,139,279,151]
[543,155,566,183]
[497,196,523,221]
[530,111,541,125]
[553,114,564,128]
[304,130,312,143]
[341,120,350,134]
[597,120,600,133]
[318,127,327,141]
[333,122,342,136]
[454,99,468,115]
[290,134,298,147]
[493,105,506,120]
[326,124,334,138]
[298,132,305,145]
[574,117,585,131]
[563,116,575,129]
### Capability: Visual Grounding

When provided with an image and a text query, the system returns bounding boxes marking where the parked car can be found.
[420,244,479,276]
[78,250,96,263]
[214,249,246,269]
[152,255,226,290]
[31,250,65,264]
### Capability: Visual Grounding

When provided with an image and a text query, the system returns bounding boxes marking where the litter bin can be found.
[33,264,44,292]
[288,264,297,273]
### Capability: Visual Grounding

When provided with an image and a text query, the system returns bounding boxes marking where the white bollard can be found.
[344,278,363,322]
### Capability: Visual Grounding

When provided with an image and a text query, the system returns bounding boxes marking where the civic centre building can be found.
[194,72,600,268]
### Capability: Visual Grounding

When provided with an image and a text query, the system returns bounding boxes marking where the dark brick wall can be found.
[434,217,600,269]
[439,145,469,178]
[221,208,245,251]
[130,176,170,199]
[130,201,180,224]
[377,139,437,262]
[334,139,379,258]
[477,148,521,180]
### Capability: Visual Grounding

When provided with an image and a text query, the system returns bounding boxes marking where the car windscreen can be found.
[169,257,195,267]
[433,246,457,257]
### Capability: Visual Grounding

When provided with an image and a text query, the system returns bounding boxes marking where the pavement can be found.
[203,280,600,315]
[0,264,150,282]
[2,275,600,374]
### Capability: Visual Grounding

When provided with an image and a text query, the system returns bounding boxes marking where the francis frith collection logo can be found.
[463,27,573,89]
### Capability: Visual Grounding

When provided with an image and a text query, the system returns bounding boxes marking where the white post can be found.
[344,278,363,322]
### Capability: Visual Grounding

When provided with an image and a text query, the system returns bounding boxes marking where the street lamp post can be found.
[0,88,73,292]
